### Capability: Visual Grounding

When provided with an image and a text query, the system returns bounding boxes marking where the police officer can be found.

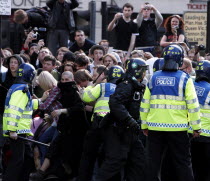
[191,60,210,181]
[140,44,201,181]
[79,65,124,181]
[95,58,148,181]
[3,63,46,181]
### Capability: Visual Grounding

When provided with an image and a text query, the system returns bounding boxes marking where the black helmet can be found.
[126,58,148,80]
[195,60,210,83]
[162,44,184,71]
[16,63,36,84]
[153,58,164,72]
[107,65,125,84]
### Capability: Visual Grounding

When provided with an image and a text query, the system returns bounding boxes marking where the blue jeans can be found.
[38,126,58,164]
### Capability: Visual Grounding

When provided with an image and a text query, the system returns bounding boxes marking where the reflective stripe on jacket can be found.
[3,84,38,136]
[188,81,210,136]
[140,70,201,131]
[82,83,116,118]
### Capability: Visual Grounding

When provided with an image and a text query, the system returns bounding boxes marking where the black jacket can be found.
[109,75,145,125]
[23,11,46,29]
[57,81,89,134]
[47,0,79,31]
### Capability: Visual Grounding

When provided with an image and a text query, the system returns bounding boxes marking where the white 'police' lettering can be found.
[155,76,175,86]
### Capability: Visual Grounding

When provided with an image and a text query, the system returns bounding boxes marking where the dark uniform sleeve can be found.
[109,82,133,122]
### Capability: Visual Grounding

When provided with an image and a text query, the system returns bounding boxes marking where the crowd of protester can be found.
[0,0,210,181]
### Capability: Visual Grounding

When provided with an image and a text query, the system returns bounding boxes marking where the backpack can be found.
[26,6,50,28]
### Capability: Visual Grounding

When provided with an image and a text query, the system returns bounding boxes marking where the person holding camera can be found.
[22,30,45,53]
[47,0,79,56]
[193,44,206,61]
[107,3,138,53]
[134,2,163,54]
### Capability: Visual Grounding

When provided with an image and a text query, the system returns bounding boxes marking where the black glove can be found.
[127,118,140,134]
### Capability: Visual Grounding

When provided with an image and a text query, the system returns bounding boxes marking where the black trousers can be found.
[191,141,210,181]
[95,125,146,181]
[147,130,194,181]
[78,127,102,181]
[3,136,33,181]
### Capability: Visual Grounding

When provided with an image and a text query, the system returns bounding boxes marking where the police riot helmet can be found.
[162,44,184,71]
[126,58,148,80]
[107,65,125,84]
[153,58,164,72]
[16,63,36,84]
[195,60,210,83]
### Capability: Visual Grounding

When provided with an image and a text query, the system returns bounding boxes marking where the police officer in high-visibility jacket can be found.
[3,63,47,181]
[140,44,201,181]
[190,60,210,181]
[79,65,124,181]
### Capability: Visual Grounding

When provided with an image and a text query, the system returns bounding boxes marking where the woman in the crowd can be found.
[56,47,70,63]
[160,15,185,47]
[102,53,118,68]
[35,71,63,165]
[160,15,189,56]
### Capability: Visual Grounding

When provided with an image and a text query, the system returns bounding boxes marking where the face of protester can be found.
[75,32,85,45]
[180,62,192,74]
[142,5,152,18]
[61,74,73,83]
[78,80,90,88]
[43,61,55,72]
[64,65,74,73]
[123,7,133,18]
[100,42,109,54]
[3,49,12,58]
[93,50,104,63]
[29,46,38,56]
[171,17,179,29]
[103,56,115,68]
[57,51,65,62]
[38,49,51,63]
[9,57,19,74]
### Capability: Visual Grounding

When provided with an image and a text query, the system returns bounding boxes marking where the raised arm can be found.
[107,12,122,31]
[151,5,163,28]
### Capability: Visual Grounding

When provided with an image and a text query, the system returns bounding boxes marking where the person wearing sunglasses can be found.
[135,3,163,52]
